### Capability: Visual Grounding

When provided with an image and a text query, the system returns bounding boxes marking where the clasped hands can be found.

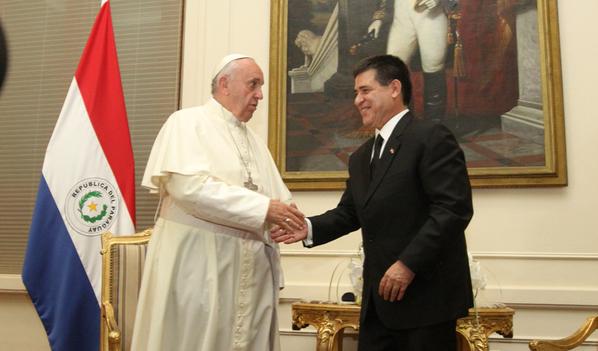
[266,200,307,233]
[270,222,307,244]
[268,201,307,244]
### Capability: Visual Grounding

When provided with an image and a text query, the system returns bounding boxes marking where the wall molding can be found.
[506,302,598,311]
[0,274,25,293]
[281,249,598,260]
[490,338,598,347]
[478,286,598,306]
[280,299,598,311]
[280,327,357,336]
[281,249,359,258]
[279,328,598,347]
[279,283,598,307]
[471,252,598,260]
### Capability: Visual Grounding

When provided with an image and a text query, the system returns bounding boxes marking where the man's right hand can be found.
[266,200,305,232]
[270,224,307,244]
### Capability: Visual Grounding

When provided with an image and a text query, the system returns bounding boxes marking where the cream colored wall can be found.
[183,1,597,350]
[0,290,48,350]
[2,1,597,350]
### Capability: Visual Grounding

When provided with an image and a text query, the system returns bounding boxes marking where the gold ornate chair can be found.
[100,228,152,351]
[529,315,598,350]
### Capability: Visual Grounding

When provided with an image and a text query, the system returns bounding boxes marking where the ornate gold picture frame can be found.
[268,0,566,190]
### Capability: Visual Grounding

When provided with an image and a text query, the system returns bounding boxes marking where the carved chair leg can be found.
[335,329,344,351]
[316,325,344,351]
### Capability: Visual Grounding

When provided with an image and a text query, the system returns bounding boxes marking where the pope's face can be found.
[227,59,264,122]
[354,69,400,129]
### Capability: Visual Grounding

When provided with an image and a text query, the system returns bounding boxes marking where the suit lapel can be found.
[362,137,375,182]
[363,113,413,206]
[352,137,375,201]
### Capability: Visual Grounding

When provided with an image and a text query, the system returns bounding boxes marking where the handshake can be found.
[266,199,308,244]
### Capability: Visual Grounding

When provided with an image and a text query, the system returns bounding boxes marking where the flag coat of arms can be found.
[22,1,136,350]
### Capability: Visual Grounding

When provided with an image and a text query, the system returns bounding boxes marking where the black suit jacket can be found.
[310,113,473,330]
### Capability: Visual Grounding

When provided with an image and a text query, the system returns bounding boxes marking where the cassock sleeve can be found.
[164,173,270,234]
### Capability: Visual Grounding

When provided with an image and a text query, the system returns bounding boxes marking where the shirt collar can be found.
[376,108,409,141]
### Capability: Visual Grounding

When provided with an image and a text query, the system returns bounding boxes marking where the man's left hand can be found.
[378,260,415,302]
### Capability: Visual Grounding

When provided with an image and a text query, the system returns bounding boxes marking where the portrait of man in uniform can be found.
[274,0,564,188]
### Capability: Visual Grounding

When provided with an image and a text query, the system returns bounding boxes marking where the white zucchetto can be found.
[212,53,251,79]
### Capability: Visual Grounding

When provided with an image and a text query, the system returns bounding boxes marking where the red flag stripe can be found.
[75,2,135,225]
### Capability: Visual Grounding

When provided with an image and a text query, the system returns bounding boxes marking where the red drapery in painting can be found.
[411,0,520,118]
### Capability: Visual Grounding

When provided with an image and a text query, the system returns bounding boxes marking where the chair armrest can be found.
[529,316,598,351]
[102,301,121,351]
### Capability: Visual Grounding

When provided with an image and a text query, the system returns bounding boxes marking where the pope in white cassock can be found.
[131,54,305,351]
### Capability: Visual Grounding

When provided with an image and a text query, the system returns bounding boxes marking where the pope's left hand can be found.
[378,260,415,302]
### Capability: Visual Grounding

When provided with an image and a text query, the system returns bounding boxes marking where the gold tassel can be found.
[453,39,466,79]
[449,10,465,78]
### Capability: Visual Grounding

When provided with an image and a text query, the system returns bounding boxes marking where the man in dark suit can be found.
[272,55,473,350]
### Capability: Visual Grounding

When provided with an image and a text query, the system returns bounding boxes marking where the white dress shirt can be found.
[304,109,409,246]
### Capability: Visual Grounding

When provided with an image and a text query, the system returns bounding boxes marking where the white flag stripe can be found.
[42,78,134,303]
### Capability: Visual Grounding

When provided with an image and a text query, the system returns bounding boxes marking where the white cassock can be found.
[131,98,291,351]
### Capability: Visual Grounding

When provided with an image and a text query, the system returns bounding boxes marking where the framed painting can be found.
[268,0,566,190]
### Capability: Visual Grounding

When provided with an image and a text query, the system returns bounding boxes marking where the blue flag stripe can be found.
[23,176,99,351]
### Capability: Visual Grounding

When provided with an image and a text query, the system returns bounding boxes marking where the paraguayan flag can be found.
[22,1,136,350]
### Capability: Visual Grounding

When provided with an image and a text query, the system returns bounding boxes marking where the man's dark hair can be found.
[353,55,412,105]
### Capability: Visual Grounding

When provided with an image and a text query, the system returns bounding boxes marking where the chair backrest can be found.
[529,315,598,351]
[100,228,152,351]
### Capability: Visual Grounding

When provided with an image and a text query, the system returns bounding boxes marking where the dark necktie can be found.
[370,135,384,179]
